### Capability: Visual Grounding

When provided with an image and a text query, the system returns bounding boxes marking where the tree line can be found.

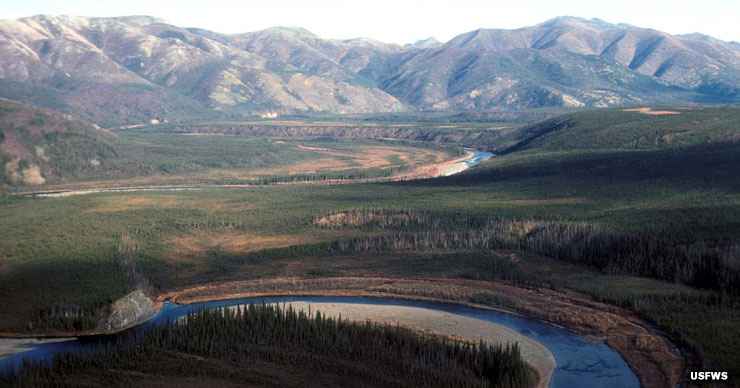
[311,209,740,294]
[6,303,535,388]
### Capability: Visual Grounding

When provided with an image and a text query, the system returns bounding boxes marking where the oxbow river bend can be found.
[0,296,638,388]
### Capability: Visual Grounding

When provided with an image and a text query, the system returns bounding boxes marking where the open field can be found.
[1,100,467,190]
[7,132,459,191]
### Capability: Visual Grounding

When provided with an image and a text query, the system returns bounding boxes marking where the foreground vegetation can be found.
[4,304,534,388]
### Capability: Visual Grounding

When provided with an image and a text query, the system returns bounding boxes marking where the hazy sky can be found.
[2,0,739,44]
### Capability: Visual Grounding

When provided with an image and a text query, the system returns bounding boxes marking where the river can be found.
[1,296,639,388]
[18,149,495,198]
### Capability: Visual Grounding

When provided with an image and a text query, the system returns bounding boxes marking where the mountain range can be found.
[0,15,738,125]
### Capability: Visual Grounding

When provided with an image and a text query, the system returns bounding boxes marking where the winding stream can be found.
[18,149,495,198]
[465,150,495,167]
[1,296,639,388]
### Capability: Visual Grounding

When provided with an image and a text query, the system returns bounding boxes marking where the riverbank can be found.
[0,276,683,388]
[159,277,684,388]
[0,338,76,359]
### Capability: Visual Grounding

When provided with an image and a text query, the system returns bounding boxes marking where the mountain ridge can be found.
[0,14,737,125]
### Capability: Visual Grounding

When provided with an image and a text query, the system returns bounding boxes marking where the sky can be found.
[2,0,739,44]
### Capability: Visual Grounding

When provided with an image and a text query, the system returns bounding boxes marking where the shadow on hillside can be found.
[404,141,740,193]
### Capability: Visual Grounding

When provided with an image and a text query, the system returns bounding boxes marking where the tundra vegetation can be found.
[0,99,462,189]
[1,107,740,385]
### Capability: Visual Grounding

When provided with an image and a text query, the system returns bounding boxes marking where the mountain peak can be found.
[19,14,165,27]
[21,14,87,24]
[341,37,388,46]
[406,37,442,49]
[539,16,616,30]
[0,14,737,123]
[678,32,729,44]
[259,26,317,39]
[107,15,166,26]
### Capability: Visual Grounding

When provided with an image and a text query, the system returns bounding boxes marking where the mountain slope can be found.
[0,15,738,124]
[381,17,739,110]
[0,16,405,125]
[444,17,740,90]
[0,98,116,187]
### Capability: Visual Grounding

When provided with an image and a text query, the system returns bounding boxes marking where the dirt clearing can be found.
[90,195,182,213]
[165,231,308,263]
[89,195,255,213]
[623,107,681,116]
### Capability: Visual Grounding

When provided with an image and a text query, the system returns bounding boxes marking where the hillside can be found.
[503,106,740,152]
[0,15,738,124]
[440,106,740,241]
[0,99,116,188]
[0,16,405,125]
[382,17,740,111]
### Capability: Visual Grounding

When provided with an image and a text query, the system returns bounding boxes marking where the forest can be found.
[311,208,740,294]
[3,304,534,388]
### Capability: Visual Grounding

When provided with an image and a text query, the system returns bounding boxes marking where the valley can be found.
[1,4,739,387]
[1,99,481,191]
[2,106,740,387]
